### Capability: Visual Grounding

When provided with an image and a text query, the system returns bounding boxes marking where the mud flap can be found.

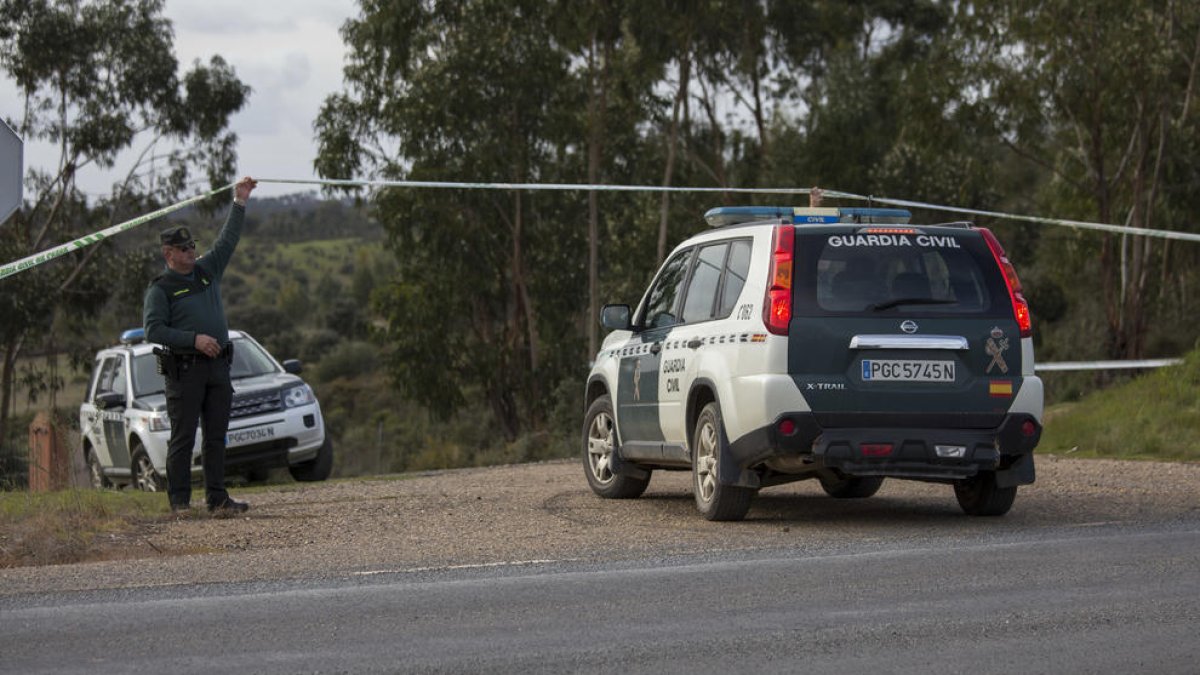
[714,406,762,489]
[995,452,1036,488]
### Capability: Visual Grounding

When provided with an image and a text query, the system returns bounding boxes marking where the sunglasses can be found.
[174,241,196,252]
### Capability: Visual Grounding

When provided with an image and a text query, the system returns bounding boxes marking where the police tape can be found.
[264,178,1200,243]
[841,193,1200,244]
[0,183,234,281]
[3,176,1200,282]
[1035,358,1183,372]
[256,177,827,196]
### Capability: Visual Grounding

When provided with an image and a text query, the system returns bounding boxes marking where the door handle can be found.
[687,339,703,350]
[650,342,662,355]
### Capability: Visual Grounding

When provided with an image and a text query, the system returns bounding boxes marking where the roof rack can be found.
[704,206,912,228]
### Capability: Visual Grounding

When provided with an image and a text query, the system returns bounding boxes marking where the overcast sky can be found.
[1,0,361,199]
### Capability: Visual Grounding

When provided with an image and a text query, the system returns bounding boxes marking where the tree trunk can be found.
[586,34,608,359]
[658,54,690,264]
[511,189,541,428]
[0,336,24,447]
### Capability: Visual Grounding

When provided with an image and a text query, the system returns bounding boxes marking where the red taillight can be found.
[778,419,796,436]
[1021,420,1037,437]
[861,443,894,457]
[763,224,794,335]
[979,228,1032,338]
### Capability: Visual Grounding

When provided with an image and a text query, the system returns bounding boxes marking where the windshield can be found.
[231,336,280,379]
[130,337,279,397]
[132,354,164,397]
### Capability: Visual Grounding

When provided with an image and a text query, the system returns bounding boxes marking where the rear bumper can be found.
[728,411,1040,487]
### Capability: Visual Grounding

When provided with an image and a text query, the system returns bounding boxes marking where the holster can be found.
[153,347,180,380]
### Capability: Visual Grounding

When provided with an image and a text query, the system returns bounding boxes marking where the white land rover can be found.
[80,328,333,490]
[584,206,1043,521]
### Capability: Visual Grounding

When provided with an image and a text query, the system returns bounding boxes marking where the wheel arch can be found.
[686,379,718,450]
[585,375,610,411]
[127,433,159,471]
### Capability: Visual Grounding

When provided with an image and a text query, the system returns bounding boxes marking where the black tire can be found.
[954,471,1017,516]
[583,394,650,499]
[289,436,334,482]
[85,446,112,489]
[692,402,754,521]
[130,443,165,492]
[819,473,884,499]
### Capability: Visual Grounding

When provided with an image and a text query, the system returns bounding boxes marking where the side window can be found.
[93,358,119,398]
[86,358,104,401]
[681,243,728,323]
[641,249,692,329]
[110,356,128,398]
[717,239,752,317]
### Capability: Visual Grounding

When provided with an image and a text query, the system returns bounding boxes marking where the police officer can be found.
[144,176,257,515]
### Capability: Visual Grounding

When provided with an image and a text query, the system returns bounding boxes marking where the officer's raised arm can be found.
[204,176,257,278]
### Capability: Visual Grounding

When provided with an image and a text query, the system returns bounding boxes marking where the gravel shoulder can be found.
[2,455,1198,596]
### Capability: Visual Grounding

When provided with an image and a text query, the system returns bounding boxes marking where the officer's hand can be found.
[194,334,221,358]
[234,176,257,204]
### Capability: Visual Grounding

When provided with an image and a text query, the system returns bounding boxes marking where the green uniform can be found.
[142,204,244,509]
[143,203,244,351]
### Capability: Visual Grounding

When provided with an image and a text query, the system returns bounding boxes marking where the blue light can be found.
[120,328,146,344]
[704,206,912,228]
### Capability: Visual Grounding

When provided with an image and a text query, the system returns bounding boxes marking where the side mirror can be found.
[600,304,632,331]
[282,359,303,375]
[95,391,126,410]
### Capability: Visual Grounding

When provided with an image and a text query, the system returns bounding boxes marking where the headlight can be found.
[282,384,315,408]
[148,414,170,432]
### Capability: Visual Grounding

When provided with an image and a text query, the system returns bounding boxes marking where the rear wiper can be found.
[869,298,958,311]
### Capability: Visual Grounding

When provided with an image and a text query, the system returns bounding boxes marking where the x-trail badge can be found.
[900,320,919,334]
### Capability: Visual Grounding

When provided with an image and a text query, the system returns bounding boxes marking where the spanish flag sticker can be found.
[989,380,1014,398]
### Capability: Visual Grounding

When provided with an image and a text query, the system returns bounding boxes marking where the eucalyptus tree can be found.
[316,0,584,439]
[0,0,248,445]
[964,0,1200,360]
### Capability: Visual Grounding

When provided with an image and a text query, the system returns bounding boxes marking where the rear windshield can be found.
[794,230,1011,317]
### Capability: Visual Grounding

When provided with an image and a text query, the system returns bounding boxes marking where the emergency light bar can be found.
[704,206,913,228]
[120,328,146,345]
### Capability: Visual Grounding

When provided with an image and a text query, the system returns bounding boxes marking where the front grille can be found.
[230,389,282,418]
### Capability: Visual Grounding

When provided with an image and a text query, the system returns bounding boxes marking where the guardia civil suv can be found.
[583,206,1042,521]
[80,328,333,491]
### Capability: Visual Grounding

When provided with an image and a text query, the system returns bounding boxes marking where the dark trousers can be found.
[164,354,233,507]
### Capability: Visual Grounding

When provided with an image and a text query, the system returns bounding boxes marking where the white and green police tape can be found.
[0,182,235,281]
[4,177,1200,282]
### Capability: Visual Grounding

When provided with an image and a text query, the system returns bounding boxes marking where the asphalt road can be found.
[3,518,1198,674]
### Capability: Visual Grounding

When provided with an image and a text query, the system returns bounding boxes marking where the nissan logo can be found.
[900,320,919,334]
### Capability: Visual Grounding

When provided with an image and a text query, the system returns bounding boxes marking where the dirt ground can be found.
[2,455,1198,596]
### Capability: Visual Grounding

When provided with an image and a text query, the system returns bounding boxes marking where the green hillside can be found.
[1040,351,1200,462]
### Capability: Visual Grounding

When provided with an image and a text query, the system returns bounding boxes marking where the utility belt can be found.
[153,343,233,379]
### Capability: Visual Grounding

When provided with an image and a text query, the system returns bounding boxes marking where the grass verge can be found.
[0,489,166,567]
[1040,349,1200,462]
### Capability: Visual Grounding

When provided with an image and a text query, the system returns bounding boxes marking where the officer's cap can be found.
[160,226,195,247]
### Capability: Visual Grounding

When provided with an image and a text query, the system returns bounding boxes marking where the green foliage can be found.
[315,341,376,382]
[0,0,248,457]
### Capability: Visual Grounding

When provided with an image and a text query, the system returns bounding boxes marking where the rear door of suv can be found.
[788,226,1023,427]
